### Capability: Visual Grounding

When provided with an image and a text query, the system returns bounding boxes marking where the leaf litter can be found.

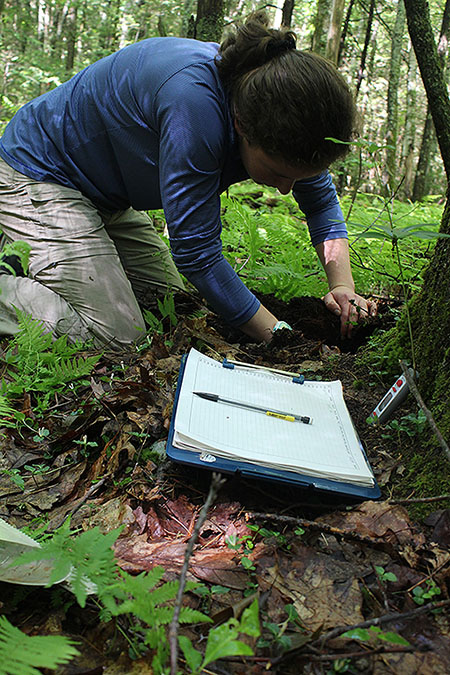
[0,292,449,674]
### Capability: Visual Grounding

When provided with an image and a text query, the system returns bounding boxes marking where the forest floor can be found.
[0,290,449,674]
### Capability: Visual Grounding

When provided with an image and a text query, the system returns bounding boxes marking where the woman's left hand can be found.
[322,285,377,338]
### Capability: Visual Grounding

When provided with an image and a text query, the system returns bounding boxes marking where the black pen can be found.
[193,391,311,424]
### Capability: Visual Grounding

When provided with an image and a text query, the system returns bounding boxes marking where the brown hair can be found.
[217,11,356,171]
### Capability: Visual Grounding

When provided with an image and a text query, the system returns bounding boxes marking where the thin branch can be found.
[249,511,406,559]
[169,472,226,675]
[400,360,450,462]
[389,494,450,505]
[269,599,450,667]
[317,599,450,646]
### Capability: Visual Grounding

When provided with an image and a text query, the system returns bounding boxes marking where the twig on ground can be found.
[389,494,450,505]
[169,472,226,675]
[249,511,405,558]
[400,360,450,463]
[302,645,428,661]
[268,600,449,667]
[317,599,450,646]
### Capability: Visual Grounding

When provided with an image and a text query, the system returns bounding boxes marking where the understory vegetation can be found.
[0,181,448,674]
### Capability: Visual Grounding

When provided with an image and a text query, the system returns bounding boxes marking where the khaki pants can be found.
[0,158,183,348]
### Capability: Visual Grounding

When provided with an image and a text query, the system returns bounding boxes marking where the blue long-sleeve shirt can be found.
[0,37,347,326]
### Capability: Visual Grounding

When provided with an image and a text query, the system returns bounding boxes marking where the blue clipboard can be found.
[166,354,381,501]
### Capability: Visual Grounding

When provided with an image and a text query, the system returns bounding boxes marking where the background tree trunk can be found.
[311,0,332,55]
[193,0,224,42]
[337,0,356,66]
[281,0,295,28]
[384,0,406,195]
[325,0,346,64]
[401,44,418,200]
[355,0,376,95]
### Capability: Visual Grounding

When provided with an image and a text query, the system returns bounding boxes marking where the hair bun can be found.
[266,34,296,59]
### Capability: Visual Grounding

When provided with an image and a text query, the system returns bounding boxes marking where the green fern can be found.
[107,570,209,626]
[0,395,19,428]
[1,310,99,409]
[16,522,121,608]
[0,615,79,675]
[12,522,250,674]
[0,240,31,277]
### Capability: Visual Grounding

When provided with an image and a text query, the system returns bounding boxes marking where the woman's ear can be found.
[234,117,244,137]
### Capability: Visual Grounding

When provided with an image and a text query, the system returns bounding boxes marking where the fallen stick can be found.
[400,360,450,463]
[169,472,226,675]
[389,493,450,504]
[268,599,450,667]
[249,511,404,558]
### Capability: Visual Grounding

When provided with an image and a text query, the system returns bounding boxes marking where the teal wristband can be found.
[272,320,292,333]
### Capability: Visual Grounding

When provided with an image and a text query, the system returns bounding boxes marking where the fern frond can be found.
[178,606,212,624]
[0,395,17,428]
[0,615,79,675]
[16,524,121,608]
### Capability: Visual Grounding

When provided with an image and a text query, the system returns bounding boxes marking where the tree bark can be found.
[384,0,406,194]
[312,0,332,55]
[193,0,224,43]
[338,0,356,65]
[404,0,450,180]
[355,0,375,94]
[325,0,346,64]
[412,0,450,202]
[281,0,295,28]
[398,0,450,445]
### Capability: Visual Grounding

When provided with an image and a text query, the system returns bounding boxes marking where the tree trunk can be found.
[281,0,295,28]
[337,0,356,65]
[325,0,346,64]
[384,0,406,195]
[399,0,450,444]
[401,44,418,200]
[193,0,224,43]
[311,0,332,55]
[355,0,375,95]
[412,0,450,202]
[65,4,78,74]
[404,0,450,179]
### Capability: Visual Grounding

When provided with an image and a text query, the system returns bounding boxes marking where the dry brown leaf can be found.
[86,497,135,534]
[320,500,426,548]
[373,642,450,675]
[257,544,363,631]
[103,654,154,675]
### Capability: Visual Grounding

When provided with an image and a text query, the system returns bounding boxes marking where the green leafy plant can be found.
[178,597,260,674]
[0,615,79,675]
[0,395,22,429]
[0,468,25,490]
[382,410,427,442]
[374,565,398,584]
[0,239,31,276]
[12,521,259,674]
[1,310,99,416]
[143,291,177,336]
[411,579,441,606]
[341,624,410,647]
[73,435,99,457]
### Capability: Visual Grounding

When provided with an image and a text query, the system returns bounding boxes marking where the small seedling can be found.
[374,565,398,583]
[412,579,441,605]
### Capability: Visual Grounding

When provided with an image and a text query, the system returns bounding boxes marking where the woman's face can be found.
[238,136,319,195]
